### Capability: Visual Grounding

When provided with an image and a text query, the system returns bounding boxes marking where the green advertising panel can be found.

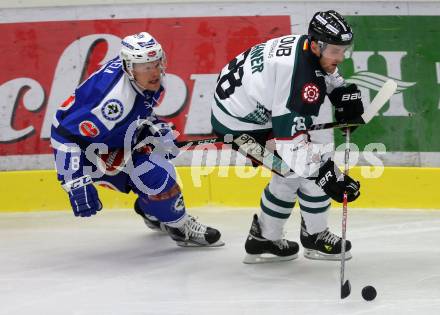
[337,16,440,152]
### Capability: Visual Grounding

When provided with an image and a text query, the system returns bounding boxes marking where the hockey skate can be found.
[300,218,352,261]
[134,200,167,233]
[243,214,299,264]
[166,215,224,247]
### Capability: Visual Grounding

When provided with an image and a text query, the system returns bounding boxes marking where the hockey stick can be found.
[177,80,397,177]
[339,79,397,299]
[340,127,351,299]
[178,134,294,177]
[176,121,360,149]
[178,79,398,149]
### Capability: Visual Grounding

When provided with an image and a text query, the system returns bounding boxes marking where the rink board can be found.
[0,166,439,211]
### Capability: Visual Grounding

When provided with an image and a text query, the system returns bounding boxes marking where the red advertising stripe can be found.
[0,16,290,156]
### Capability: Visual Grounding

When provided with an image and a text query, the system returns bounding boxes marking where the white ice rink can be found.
[1,207,440,315]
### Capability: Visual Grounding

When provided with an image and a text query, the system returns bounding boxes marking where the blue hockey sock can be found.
[136,183,187,227]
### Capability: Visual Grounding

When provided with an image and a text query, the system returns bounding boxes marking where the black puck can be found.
[361,285,377,301]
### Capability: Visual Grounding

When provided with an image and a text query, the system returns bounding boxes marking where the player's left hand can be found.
[328,84,364,123]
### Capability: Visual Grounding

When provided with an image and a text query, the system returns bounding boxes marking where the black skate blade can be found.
[341,280,351,299]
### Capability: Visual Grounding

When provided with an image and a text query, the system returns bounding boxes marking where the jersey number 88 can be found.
[216,49,251,100]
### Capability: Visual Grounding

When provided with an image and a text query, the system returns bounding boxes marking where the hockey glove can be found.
[315,159,360,203]
[136,118,179,159]
[328,84,364,123]
[62,175,103,217]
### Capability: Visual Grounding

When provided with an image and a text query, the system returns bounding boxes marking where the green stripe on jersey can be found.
[297,190,330,203]
[211,112,272,136]
[211,114,242,136]
[299,203,330,214]
[260,200,291,219]
[264,186,295,209]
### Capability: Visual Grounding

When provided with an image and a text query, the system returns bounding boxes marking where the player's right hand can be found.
[62,175,103,217]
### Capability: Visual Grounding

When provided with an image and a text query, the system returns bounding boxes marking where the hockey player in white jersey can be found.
[211,11,363,263]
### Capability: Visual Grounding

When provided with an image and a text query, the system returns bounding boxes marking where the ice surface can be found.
[1,207,440,315]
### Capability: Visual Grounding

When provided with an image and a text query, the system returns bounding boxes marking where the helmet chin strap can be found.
[317,40,329,57]
[309,39,323,61]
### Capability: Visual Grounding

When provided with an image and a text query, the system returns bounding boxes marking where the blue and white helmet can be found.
[120,32,165,80]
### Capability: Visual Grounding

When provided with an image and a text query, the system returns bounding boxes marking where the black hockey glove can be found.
[328,84,364,123]
[315,159,360,203]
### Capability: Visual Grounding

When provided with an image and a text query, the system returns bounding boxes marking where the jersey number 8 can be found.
[291,116,306,134]
[216,49,251,100]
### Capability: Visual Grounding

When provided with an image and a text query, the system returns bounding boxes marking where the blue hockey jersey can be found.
[51,56,164,152]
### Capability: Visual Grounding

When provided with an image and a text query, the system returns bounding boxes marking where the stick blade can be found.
[341,280,351,299]
[361,79,398,123]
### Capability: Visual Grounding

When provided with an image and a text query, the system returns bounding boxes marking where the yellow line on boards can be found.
[0,166,439,212]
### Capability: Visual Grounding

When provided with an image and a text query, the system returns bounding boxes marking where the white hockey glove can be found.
[274,133,333,178]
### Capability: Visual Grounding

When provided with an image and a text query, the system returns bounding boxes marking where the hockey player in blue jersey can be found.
[51,32,224,247]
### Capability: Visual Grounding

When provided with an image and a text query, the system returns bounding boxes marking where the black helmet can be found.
[308,10,353,45]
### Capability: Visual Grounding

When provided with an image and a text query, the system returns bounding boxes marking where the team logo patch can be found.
[147,51,157,57]
[173,194,185,212]
[79,120,100,138]
[101,99,124,121]
[301,83,320,104]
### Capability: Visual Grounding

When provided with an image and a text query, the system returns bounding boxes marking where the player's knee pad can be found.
[135,181,187,227]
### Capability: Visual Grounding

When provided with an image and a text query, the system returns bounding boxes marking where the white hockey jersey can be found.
[212,34,344,177]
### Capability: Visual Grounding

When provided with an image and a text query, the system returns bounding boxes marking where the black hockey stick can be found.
[176,121,361,148]
[177,134,294,177]
[177,79,398,178]
[338,79,398,299]
[340,127,351,299]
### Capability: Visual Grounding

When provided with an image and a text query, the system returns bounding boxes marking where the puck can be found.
[361,285,377,301]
